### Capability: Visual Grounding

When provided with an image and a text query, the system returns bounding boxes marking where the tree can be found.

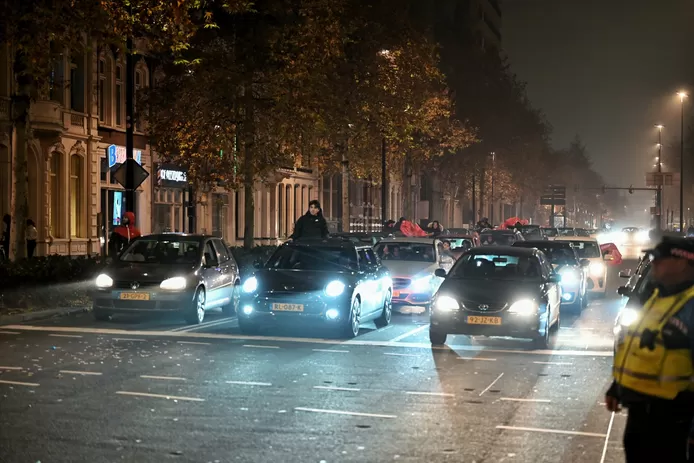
[0,0,250,259]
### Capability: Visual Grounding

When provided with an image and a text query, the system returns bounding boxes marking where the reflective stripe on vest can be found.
[613,286,694,400]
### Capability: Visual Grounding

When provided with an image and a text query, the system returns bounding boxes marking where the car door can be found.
[201,240,223,308]
[357,248,378,314]
[211,239,235,307]
[366,247,388,312]
[540,255,560,319]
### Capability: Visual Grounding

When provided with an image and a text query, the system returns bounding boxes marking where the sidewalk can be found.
[0,306,90,325]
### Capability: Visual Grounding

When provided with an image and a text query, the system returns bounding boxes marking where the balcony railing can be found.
[70,112,85,128]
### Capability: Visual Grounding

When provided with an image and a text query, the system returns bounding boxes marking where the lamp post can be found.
[490,151,496,225]
[678,91,687,233]
[656,124,664,230]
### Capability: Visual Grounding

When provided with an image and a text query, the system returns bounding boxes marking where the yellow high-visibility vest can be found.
[613,286,694,400]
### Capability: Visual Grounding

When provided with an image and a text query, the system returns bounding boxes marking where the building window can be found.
[70,154,84,237]
[69,55,85,112]
[212,194,229,239]
[153,188,184,233]
[98,58,110,124]
[49,154,62,238]
[115,65,123,126]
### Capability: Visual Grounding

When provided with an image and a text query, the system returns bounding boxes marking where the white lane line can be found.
[479,373,504,397]
[60,370,103,376]
[141,375,187,381]
[0,331,20,335]
[295,407,396,419]
[500,397,551,403]
[49,334,83,338]
[112,338,146,342]
[389,324,429,342]
[314,385,361,392]
[600,412,616,463]
[377,325,394,332]
[0,379,39,387]
[405,391,455,397]
[178,341,211,346]
[172,316,237,332]
[243,344,280,349]
[384,352,419,357]
[458,357,497,362]
[312,349,349,353]
[0,366,23,370]
[226,380,272,387]
[496,425,606,438]
[534,361,573,365]
[3,325,615,357]
[115,391,204,402]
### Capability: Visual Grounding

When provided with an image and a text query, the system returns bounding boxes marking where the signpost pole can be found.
[125,36,135,214]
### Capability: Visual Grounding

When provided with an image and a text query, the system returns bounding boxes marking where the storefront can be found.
[153,163,192,233]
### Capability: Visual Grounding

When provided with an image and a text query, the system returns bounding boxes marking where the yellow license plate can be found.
[467,316,502,325]
[392,291,401,298]
[272,303,304,312]
[120,292,150,301]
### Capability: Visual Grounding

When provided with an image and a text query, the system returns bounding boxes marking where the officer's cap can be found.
[646,237,694,262]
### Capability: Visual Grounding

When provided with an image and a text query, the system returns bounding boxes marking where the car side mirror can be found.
[434,268,447,278]
[580,259,591,268]
[617,285,632,297]
[619,269,631,278]
[547,274,561,283]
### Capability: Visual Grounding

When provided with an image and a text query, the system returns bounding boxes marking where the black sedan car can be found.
[430,246,562,348]
[237,238,393,338]
[92,234,240,324]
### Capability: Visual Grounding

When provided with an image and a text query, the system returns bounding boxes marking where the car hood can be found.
[107,262,197,282]
[382,261,438,278]
[253,269,354,292]
[438,278,543,305]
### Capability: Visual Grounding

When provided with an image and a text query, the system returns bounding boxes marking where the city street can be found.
[0,263,631,463]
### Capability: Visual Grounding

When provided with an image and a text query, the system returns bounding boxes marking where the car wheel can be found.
[341,298,361,338]
[533,315,550,349]
[429,327,447,345]
[185,288,206,325]
[93,309,111,322]
[374,291,392,328]
[222,282,240,316]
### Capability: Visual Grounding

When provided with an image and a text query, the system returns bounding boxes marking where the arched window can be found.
[49,154,63,238]
[70,154,84,237]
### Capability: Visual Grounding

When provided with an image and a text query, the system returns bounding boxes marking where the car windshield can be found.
[568,241,601,258]
[449,253,542,280]
[542,228,558,237]
[375,242,436,262]
[480,231,518,246]
[119,238,201,264]
[266,245,357,271]
[575,228,591,237]
[525,245,576,266]
[519,227,543,240]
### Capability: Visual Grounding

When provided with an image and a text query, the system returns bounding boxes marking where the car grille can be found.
[461,300,508,313]
[393,278,411,289]
[113,281,161,289]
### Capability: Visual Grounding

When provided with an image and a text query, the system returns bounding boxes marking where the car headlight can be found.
[508,299,538,315]
[619,307,639,326]
[160,277,187,290]
[590,262,605,277]
[637,230,649,243]
[95,273,113,288]
[325,280,346,297]
[559,269,579,285]
[242,276,258,293]
[410,276,431,292]
[434,295,459,312]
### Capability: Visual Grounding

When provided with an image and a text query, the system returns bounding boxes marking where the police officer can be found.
[606,237,694,462]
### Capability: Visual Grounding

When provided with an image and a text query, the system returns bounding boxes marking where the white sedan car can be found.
[555,236,608,297]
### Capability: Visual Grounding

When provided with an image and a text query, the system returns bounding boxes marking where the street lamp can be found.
[678,91,687,232]
[655,124,664,230]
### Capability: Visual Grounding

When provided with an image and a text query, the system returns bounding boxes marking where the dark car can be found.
[92,234,240,324]
[429,246,562,348]
[479,229,524,246]
[542,227,559,239]
[237,239,393,338]
[513,240,590,311]
[518,225,547,241]
[330,232,392,247]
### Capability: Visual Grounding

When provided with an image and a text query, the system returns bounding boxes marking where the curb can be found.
[0,306,91,326]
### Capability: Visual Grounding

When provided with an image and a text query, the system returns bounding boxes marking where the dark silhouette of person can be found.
[290,200,329,240]
[109,211,141,257]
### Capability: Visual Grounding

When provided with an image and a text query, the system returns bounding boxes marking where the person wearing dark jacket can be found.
[109,211,141,257]
[290,200,329,240]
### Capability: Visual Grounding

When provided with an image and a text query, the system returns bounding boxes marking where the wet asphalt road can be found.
[0,260,636,463]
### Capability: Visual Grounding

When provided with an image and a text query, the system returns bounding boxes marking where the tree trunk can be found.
[341,149,349,233]
[402,152,412,220]
[242,85,255,249]
[11,93,30,260]
[478,167,485,220]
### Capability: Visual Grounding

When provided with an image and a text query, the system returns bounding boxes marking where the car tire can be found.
[533,315,550,349]
[222,282,240,316]
[93,309,110,322]
[374,292,392,328]
[184,288,206,325]
[238,319,260,335]
[429,328,447,346]
[581,292,589,308]
[341,298,361,339]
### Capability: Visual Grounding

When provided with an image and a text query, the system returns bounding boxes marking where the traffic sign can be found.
[112,158,149,190]
[540,184,566,206]
[540,197,566,206]
[646,172,677,187]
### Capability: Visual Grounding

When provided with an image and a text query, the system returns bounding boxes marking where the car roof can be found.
[514,240,572,248]
[287,238,370,249]
[377,237,437,244]
[554,236,598,242]
[468,245,537,257]
[141,233,209,241]
[481,229,516,234]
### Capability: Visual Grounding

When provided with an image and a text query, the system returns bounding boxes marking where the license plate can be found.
[272,303,304,312]
[467,316,502,325]
[120,292,150,301]
[393,291,401,298]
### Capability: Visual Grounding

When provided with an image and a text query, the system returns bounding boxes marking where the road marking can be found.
[458,357,497,361]
[314,385,361,392]
[600,412,616,463]
[405,391,455,397]
[0,331,20,335]
[384,352,419,357]
[112,338,146,342]
[312,349,349,353]
[226,380,272,387]
[533,361,574,365]
[243,344,279,349]
[0,379,39,387]
[295,407,396,419]
[49,334,83,338]
[479,373,504,397]
[141,375,187,381]
[115,391,204,402]
[171,316,237,332]
[376,325,394,332]
[500,398,551,403]
[495,425,606,438]
[60,370,103,376]
[389,324,429,342]
[178,341,211,346]
[0,366,23,370]
[2,325,614,357]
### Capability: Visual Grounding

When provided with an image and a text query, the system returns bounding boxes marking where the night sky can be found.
[503,0,694,214]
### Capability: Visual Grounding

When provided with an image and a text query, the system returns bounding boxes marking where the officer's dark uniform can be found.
[608,238,694,462]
